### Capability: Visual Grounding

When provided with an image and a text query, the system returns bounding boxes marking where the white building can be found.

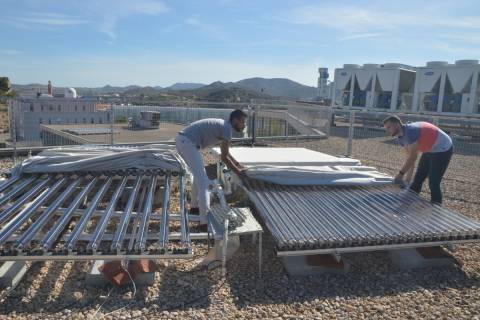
[413,60,480,115]
[8,94,111,141]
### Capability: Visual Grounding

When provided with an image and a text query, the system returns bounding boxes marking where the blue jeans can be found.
[409,147,453,205]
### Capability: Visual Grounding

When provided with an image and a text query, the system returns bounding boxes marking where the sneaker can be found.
[197,224,208,233]
[189,207,200,215]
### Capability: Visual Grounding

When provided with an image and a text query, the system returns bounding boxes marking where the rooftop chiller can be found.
[333,63,416,111]
[412,60,480,115]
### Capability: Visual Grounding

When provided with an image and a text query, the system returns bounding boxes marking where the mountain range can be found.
[12,77,318,100]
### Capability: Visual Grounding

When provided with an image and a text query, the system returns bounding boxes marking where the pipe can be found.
[41,177,98,251]
[0,176,36,208]
[111,174,143,253]
[88,175,128,252]
[135,174,157,252]
[128,179,147,252]
[158,174,171,248]
[0,176,66,245]
[179,175,190,246]
[65,176,113,251]
[0,176,20,194]
[15,178,82,251]
[0,177,51,225]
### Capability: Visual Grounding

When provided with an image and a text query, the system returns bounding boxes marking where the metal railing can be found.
[3,101,480,182]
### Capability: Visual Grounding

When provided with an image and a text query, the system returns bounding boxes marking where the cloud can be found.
[0,49,22,55]
[3,0,169,40]
[16,12,90,26]
[439,33,480,45]
[283,4,480,32]
[2,12,89,29]
[89,0,169,39]
[339,33,383,41]
[433,41,480,56]
[184,16,226,40]
[162,23,182,33]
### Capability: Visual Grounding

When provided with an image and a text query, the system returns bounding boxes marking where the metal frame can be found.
[276,239,480,257]
[0,170,193,260]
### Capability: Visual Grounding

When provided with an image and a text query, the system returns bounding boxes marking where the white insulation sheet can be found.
[13,144,184,175]
[212,147,392,186]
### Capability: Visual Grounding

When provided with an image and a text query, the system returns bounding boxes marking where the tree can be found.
[0,77,11,96]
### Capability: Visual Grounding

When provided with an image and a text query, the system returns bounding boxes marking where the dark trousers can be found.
[409,147,453,204]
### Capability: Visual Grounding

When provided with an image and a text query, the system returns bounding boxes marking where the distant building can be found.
[47,80,53,95]
[8,94,111,141]
[317,68,330,98]
[317,68,334,105]
[332,59,480,116]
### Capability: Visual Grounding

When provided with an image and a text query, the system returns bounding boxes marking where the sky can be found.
[1,0,479,87]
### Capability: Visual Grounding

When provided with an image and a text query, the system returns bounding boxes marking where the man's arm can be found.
[220,141,247,175]
[395,143,418,183]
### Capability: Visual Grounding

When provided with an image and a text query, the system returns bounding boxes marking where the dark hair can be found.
[229,109,247,122]
[383,115,403,125]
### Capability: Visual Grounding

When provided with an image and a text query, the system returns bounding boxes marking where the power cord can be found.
[129,259,226,319]
[91,287,114,319]
[34,255,220,317]
[90,265,137,320]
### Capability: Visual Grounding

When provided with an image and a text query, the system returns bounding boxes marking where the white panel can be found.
[418,69,442,92]
[355,70,375,91]
[244,165,392,186]
[447,68,473,93]
[212,147,392,186]
[376,69,395,92]
[212,147,360,166]
[335,70,352,90]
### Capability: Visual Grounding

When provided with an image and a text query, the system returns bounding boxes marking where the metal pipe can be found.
[276,238,480,256]
[128,179,147,251]
[135,174,157,252]
[0,253,194,262]
[15,178,82,251]
[243,180,293,248]
[244,180,480,252]
[0,176,20,194]
[0,176,66,245]
[88,176,128,252]
[65,176,113,251]
[0,177,51,225]
[246,185,291,246]
[179,175,190,246]
[41,177,98,251]
[158,174,171,248]
[111,174,143,253]
[0,176,37,208]
[273,185,331,248]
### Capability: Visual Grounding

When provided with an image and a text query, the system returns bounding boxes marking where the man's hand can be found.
[236,167,248,177]
[394,173,407,188]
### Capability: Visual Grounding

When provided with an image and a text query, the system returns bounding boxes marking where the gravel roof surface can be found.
[0,136,479,319]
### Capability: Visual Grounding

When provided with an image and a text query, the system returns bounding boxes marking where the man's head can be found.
[229,109,247,133]
[383,115,403,137]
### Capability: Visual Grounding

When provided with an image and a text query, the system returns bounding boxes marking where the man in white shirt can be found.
[175,109,248,228]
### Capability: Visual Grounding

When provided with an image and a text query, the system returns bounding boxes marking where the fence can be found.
[1,100,479,230]
[2,101,480,176]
